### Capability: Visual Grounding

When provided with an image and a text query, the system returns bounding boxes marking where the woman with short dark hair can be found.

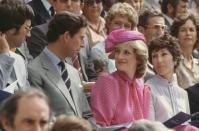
[170,12,199,89]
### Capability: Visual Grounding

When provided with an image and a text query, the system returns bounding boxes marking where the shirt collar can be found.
[156,74,177,86]
[41,0,52,14]
[43,47,61,66]
[163,14,173,26]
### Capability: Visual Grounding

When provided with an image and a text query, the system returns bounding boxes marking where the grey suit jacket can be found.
[28,51,92,117]
[27,22,89,82]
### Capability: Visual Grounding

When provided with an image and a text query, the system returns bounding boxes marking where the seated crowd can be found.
[0,0,199,131]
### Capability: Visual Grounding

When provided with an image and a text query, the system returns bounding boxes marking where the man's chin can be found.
[73,50,80,54]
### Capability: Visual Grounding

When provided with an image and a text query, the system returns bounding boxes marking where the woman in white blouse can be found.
[146,34,190,122]
[170,12,199,89]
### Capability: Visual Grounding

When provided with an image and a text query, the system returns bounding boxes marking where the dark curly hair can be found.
[148,34,182,70]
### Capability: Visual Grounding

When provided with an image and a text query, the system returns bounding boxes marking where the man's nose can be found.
[27,31,31,37]
[80,41,84,48]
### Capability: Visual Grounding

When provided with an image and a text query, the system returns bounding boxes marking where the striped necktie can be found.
[58,61,71,91]
[72,54,81,71]
[49,6,55,16]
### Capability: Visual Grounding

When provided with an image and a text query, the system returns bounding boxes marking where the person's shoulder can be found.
[9,51,25,63]
[96,72,117,84]
[193,57,199,65]
[145,75,159,84]
[28,53,43,68]
[28,0,41,6]
[0,53,15,63]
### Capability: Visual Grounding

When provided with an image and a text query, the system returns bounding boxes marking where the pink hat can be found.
[105,29,145,53]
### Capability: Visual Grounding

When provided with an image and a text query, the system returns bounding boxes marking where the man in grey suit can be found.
[26,0,89,81]
[28,12,96,127]
[0,1,34,89]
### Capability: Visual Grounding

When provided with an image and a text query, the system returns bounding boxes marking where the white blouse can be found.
[146,75,190,122]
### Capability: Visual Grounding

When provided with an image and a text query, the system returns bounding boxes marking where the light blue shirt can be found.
[43,47,62,74]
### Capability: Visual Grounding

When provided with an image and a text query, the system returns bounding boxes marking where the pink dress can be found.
[91,71,151,127]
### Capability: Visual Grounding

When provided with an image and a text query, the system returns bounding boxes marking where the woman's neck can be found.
[182,50,193,61]
[89,17,100,25]
[161,72,173,83]
[181,46,193,60]
[125,70,136,80]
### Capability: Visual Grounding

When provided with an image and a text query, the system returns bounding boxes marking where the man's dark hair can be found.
[47,12,87,42]
[0,89,50,128]
[138,8,163,28]
[160,0,188,14]
[0,0,34,33]
[148,33,182,70]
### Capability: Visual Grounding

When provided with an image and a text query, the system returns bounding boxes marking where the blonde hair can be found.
[51,115,92,131]
[106,2,138,29]
[112,40,148,78]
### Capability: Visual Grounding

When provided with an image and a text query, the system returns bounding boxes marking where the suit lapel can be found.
[35,0,51,20]
[40,52,77,114]
[67,65,83,116]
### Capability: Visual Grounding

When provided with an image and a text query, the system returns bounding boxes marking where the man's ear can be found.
[63,31,70,39]
[1,118,13,131]
[5,28,17,36]
[62,31,70,44]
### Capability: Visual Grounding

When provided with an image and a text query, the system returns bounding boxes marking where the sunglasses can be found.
[84,0,102,6]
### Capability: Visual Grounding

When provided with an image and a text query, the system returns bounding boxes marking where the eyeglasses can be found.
[84,0,102,6]
[24,25,32,31]
[146,24,167,30]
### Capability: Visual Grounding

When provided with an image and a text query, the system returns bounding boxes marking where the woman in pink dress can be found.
[91,29,151,127]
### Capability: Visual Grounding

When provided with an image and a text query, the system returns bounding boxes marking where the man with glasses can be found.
[138,9,166,81]
[0,1,34,90]
[138,9,166,45]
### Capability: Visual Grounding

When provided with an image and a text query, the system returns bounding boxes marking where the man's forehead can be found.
[147,16,164,24]
[17,96,49,109]
[16,96,50,116]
